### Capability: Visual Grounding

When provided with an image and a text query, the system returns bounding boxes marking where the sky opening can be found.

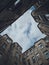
[0,6,45,52]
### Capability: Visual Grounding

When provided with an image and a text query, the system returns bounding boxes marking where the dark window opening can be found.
[27,59,31,65]
[32,56,36,63]
[2,43,7,49]
[14,62,18,65]
[43,50,49,60]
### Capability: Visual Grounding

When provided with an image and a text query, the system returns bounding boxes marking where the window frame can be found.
[43,50,49,60]
[32,56,36,63]
[38,43,44,49]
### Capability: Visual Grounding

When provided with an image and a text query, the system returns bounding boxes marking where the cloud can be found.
[0,6,45,52]
[24,22,32,37]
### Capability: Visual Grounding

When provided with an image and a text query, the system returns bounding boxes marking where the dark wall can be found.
[0,0,37,32]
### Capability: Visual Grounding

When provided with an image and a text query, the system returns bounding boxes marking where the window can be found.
[18,47,21,52]
[25,53,26,55]
[3,34,12,43]
[20,56,22,62]
[36,53,40,60]
[44,50,49,60]
[27,53,30,56]
[40,63,44,65]
[45,38,49,42]
[46,39,49,42]
[27,59,31,65]
[7,39,12,43]
[38,43,44,49]
[12,44,15,48]
[3,35,7,38]
[14,0,20,5]
[16,53,19,58]
[30,49,32,52]
[34,16,41,22]
[0,54,2,59]
[2,43,7,49]
[23,61,26,65]
[45,14,49,21]
[47,63,49,65]
[38,0,44,5]
[32,56,36,63]
[14,62,18,65]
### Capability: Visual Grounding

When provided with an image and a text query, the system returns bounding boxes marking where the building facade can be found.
[7,42,22,65]
[0,34,22,65]
[0,0,37,32]
[31,0,49,36]
[0,34,13,65]
[0,34,49,65]
[22,37,49,65]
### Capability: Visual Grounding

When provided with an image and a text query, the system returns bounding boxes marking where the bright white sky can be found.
[1,6,45,52]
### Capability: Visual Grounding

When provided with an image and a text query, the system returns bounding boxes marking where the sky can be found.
[0,6,45,52]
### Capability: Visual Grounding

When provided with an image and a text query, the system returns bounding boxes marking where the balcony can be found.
[38,23,49,36]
